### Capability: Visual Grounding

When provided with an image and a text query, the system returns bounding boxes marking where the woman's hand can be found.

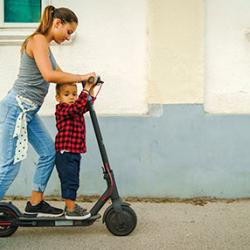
[79,72,96,83]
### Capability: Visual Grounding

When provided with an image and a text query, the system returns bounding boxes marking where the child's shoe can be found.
[64,205,87,212]
[65,204,91,220]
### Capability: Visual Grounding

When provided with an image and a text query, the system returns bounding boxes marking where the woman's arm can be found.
[28,34,95,83]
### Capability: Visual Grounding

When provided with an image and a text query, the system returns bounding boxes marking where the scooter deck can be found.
[16,214,101,227]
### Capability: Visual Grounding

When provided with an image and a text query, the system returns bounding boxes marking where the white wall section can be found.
[205,0,250,114]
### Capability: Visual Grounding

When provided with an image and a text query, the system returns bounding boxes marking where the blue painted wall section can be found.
[7,104,250,198]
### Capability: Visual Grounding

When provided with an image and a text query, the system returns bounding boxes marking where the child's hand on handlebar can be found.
[84,80,96,92]
[84,76,98,96]
[81,72,96,91]
[88,83,97,96]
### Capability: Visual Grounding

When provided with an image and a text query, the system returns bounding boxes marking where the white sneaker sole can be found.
[65,213,91,220]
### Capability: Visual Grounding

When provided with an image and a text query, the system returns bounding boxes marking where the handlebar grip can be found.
[82,76,104,87]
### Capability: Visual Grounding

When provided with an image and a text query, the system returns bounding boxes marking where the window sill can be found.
[0,27,32,45]
[0,27,76,46]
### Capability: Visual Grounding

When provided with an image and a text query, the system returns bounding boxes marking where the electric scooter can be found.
[0,76,137,237]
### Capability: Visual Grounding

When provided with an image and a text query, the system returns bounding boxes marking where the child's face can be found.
[56,84,78,104]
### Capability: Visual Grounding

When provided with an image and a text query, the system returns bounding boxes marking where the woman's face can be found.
[52,19,77,44]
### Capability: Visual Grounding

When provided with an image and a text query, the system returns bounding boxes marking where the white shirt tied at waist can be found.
[13,95,37,164]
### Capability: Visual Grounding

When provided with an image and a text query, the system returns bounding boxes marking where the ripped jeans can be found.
[0,89,55,200]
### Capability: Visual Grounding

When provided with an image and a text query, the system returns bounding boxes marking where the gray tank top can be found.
[13,49,58,106]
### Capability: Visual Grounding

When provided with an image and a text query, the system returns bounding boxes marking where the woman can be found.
[0,5,96,217]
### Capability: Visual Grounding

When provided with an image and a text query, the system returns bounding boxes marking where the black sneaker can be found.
[24,201,64,217]
[65,204,91,220]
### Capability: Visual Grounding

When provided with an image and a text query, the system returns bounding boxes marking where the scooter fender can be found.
[102,201,131,223]
[0,201,22,217]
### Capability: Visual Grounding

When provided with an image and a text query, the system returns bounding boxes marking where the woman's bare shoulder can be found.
[30,33,48,45]
[26,34,48,57]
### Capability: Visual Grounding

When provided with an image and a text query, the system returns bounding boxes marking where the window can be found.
[0,0,50,45]
[0,0,49,27]
[4,0,41,23]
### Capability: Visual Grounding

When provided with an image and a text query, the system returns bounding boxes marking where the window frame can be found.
[0,0,52,45]
[0,0,50,28]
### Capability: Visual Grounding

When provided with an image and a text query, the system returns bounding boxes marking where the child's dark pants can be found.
[55,152,81,200]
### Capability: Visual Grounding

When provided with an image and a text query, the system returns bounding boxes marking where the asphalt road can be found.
[1,200,250,250]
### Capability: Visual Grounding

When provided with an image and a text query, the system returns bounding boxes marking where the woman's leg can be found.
[0,101,21,200]
[27,114,55,200]
[25,114,63,216]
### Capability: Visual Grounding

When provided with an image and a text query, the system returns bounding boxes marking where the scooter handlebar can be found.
[81,76,104,87]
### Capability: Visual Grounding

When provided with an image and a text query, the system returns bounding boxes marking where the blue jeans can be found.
[55,152,81,200]
[0,89,55,200]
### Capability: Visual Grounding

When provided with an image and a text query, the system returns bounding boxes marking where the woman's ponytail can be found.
[36,5,55,34]
[21,5,55,52]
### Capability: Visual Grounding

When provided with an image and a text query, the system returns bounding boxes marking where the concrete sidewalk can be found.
[1,200,250,250]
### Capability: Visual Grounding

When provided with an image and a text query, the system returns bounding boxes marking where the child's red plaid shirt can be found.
[55,91,95,153]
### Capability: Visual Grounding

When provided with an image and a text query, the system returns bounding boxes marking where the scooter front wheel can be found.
[0,205,18,237]
[104,204,137,236]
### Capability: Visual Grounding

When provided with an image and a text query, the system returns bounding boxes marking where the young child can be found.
[55,81,96,219]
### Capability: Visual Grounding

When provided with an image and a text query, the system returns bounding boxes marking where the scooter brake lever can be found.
[95,76,104,86]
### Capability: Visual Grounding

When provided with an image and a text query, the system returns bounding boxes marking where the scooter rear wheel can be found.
[0,205,18,237]
[104,205,137,236]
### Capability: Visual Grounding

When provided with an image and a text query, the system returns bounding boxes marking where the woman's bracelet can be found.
[83,89,89,94]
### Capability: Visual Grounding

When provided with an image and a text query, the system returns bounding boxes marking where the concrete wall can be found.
[7,105,250,199]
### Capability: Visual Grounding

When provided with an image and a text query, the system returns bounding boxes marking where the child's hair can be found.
[21,5,78,52]
[56,83,77,95]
